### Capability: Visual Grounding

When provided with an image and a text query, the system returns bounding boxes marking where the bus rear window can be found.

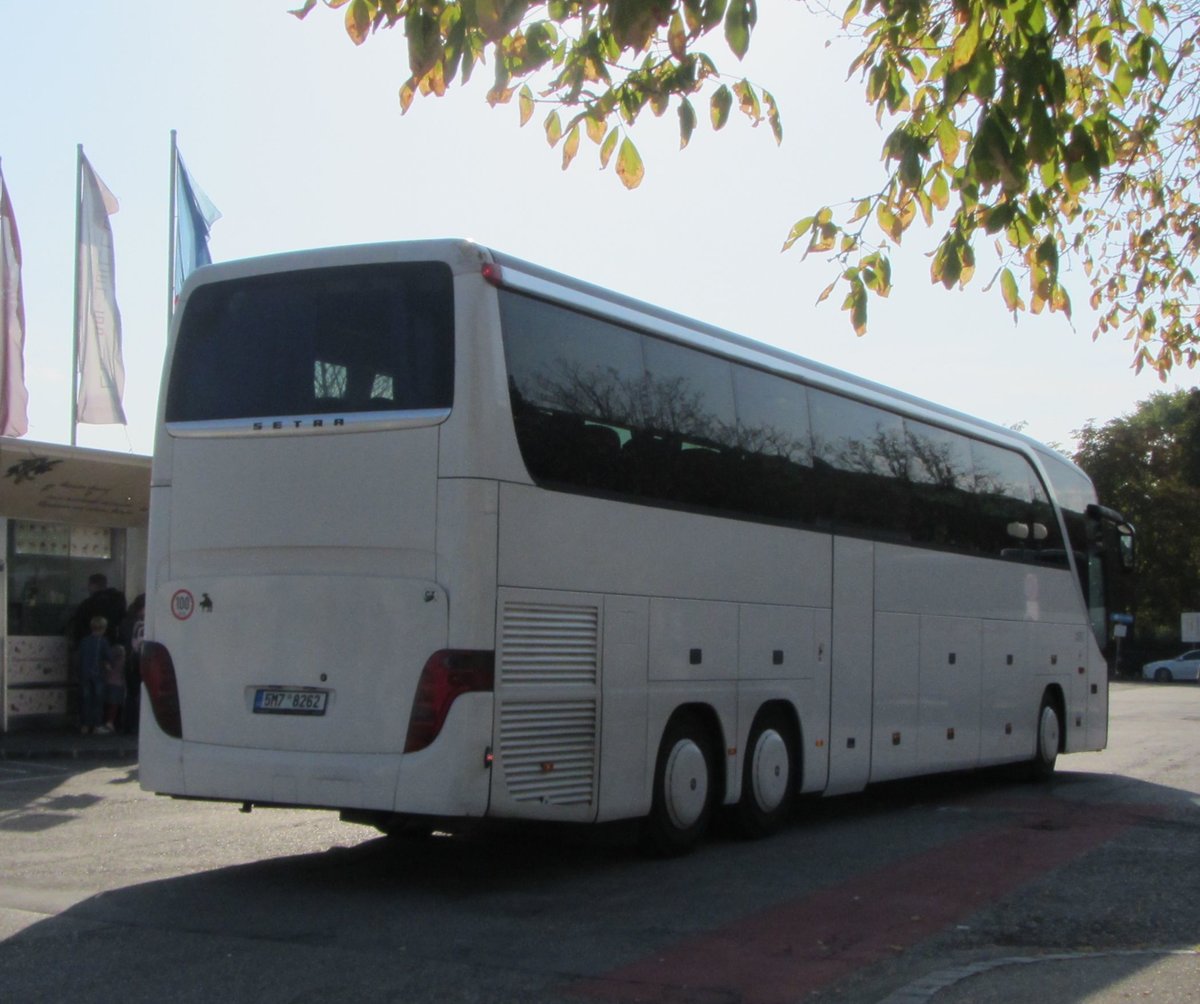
[165,262,454,423]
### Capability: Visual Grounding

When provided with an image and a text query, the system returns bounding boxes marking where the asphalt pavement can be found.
[1,707,1196,1004]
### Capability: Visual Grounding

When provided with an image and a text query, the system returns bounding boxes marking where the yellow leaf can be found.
[585,115,606,145]
[399,79,416,114]
[562,124,581,170]
[616,137,645,189]
[344,0,371,45]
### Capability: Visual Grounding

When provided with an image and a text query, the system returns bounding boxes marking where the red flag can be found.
[0,162,30,438]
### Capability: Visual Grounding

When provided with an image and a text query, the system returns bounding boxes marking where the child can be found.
[102,644,126,734]
[78,616,111,735]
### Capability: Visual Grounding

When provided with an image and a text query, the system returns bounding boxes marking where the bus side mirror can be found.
[1117,522,1136,572]
[1086,503,1136,573]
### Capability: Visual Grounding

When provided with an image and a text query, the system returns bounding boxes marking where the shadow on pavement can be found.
[0,765,1196,1003]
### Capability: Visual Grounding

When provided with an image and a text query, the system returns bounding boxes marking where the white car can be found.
[1142,650,1200,682]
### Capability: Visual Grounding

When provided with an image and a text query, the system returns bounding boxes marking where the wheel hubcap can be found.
[1039,706,1060,763]
[664,739,708,830]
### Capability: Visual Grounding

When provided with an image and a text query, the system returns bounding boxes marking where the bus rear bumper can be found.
[138,694,493,817]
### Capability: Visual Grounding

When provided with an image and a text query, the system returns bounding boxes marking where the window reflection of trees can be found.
[501,290,1065,564]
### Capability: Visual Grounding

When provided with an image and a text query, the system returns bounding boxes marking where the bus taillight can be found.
[142,641,183,739]
[404,650,495,754]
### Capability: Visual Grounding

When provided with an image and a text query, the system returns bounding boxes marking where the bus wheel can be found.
[735,710,796,838]
[643,712,715,856]
[1029,693,1062,781]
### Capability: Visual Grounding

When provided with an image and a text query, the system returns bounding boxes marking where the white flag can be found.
[0,162,30,437]
[76,154,126,425]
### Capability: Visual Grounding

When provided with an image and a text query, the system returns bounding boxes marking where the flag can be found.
[0,162,30,437]
[173,148,220,301]
[76,153,126,425]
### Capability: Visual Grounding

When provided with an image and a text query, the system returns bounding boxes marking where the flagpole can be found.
[167,128,178,329]
[70,144,83,447]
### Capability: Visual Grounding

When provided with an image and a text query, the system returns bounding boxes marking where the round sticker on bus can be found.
[171,589,195,620]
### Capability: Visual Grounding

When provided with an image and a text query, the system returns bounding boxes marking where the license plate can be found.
[253,688,328,715]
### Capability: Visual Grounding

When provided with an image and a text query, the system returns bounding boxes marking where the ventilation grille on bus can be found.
[498,601,599,806]
[498,699,597,806]
[500,602,599,686]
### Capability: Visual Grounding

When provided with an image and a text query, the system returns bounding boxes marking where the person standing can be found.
[70,573,126,644]
[78,616,111,734]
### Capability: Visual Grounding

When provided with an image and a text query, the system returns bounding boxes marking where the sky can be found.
[1,0,1196,458]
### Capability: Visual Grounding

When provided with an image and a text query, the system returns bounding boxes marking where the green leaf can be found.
[782,215,814,252]
[518,85,534,127]
[678,98,697,149]
[931,171,949,211]
[937,117,960,164]
[876,204,902,242]
[545,109,563,147]
[616,137,645,188]
[725,0,756,60]
[843,281,868,335]
[1137,4,1155,32]
[1000,268,1021,312]
[711,84,733,129]
[763,89,782,144]
[600,127,619,169]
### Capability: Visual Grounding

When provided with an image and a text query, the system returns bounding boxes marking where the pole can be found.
[70,144,83,447]
[167,128,178,329]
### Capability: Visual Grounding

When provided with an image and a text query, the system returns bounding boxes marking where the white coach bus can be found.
[139,239,1134,852]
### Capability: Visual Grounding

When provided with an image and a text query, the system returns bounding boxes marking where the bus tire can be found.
[1029,692,1062,781]
[642,711,716,856]
[735,709,796,838]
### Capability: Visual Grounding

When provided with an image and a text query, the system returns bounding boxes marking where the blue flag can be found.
[173,150,220,301]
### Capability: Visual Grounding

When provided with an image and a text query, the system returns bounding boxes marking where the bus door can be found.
[825,537,874,795]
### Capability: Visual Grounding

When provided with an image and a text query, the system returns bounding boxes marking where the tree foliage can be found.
[292,0,1200,376]
[1074,388,1200,639]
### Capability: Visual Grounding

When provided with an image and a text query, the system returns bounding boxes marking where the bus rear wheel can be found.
[643,712,716,856]
[735,710,796,838]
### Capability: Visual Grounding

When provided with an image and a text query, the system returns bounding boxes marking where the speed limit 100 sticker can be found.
[171,589,195,620]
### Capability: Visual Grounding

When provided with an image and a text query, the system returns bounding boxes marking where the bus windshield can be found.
[165,261,454,424]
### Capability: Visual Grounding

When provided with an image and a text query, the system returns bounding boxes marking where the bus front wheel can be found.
[1029,693,1062,781]
[643,712,716,856]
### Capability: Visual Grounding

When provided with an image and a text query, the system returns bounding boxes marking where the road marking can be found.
[569,797,1162,1004]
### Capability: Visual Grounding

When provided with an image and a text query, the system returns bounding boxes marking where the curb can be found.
[877,948,1200,1003]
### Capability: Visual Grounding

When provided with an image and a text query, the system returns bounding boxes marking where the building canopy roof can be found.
[0,438,150,529]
